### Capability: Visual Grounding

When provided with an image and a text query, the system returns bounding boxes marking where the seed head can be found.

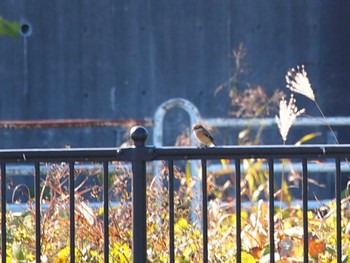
[286,65,315,101]
[275,95,305,142]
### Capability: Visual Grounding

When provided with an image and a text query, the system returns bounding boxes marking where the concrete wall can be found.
[1,1,350,147]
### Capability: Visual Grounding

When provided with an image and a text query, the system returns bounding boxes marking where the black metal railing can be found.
[0,125,349,262]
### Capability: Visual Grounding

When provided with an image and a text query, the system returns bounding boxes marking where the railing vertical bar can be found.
[302,159,308,263]
[1,163,6,263]
[34,162,41,262]
[69,161,75,263]
[130,126,148,263]
[168,160,175,263]
[103,161,109,263]
[235,159,241,263]
[201,159,208,263]
[268,158,275,262]
[335,158,341,263]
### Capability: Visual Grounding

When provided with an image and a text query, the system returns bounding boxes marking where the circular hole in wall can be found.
[20,23,32,37]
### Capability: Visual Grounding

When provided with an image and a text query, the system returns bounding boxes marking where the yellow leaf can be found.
[241,251,256,263]
[292,239,303,258]
[185,161,191,180]
[220,159,230,168]
[295,132,321,145]
[281,180,292,206]
[183,245,193,258]
[54,246,70,263]
[174,217,190,233]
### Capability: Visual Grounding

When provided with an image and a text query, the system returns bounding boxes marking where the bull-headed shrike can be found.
[192,123,215,148]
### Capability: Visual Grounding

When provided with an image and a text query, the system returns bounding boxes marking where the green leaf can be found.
[12,242,25,260]
[0,16,20,38]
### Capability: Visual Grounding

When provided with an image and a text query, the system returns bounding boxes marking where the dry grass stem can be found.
[275,95,305,142]
[286,65,342,145]
[286,65,315,101]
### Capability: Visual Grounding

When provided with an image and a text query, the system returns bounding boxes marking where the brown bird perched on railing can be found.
[192,123,215,148]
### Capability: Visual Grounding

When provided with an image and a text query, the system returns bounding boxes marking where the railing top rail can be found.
[142,144,350,160]
[0,148,123,162]
[0,144,349,162]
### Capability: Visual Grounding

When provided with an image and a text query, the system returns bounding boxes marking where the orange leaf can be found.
[250,247,262,259]
[309,239,326,257]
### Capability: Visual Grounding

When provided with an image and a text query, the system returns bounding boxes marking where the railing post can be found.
[130,126,148,263]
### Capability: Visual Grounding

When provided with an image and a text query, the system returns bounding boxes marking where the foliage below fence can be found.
[1,160,350,262]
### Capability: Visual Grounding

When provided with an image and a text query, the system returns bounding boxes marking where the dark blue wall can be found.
[1,1,350,147]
